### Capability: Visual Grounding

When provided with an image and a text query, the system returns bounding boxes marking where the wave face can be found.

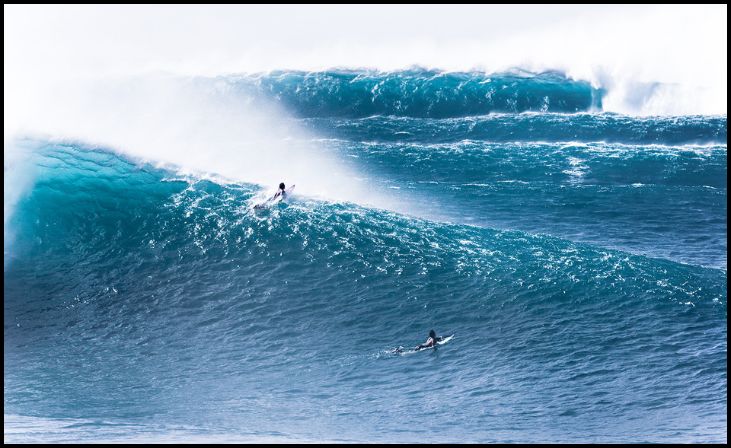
[231,69,603,117]
[4,70,728,443]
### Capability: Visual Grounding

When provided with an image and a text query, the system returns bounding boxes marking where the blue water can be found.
[4,70,727,443]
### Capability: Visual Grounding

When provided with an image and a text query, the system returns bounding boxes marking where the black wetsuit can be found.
[415,336,443,351]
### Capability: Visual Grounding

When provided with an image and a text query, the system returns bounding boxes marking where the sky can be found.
[3,5,726,77]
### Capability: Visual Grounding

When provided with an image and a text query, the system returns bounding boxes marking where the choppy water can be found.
[4,70,727,443]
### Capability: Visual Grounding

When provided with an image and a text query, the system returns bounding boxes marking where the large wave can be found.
[4,143,726,442]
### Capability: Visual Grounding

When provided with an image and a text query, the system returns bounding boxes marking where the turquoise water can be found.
[4,70,727,443]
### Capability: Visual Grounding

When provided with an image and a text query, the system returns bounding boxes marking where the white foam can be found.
[4,75,407,215]
[4,141,39,268]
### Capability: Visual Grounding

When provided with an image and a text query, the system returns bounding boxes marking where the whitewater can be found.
[4,5,727,444]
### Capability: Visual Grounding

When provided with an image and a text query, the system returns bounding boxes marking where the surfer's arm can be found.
[415,337,434,350]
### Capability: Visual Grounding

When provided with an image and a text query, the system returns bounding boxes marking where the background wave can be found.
[232,69,603,118]
[301,113,727,145]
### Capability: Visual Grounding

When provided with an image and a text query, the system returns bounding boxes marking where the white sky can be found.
[4,5,727,77]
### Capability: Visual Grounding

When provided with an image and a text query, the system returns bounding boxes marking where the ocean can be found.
[4,69,727,443]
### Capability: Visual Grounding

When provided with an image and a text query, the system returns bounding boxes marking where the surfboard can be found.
[436,334,454,345]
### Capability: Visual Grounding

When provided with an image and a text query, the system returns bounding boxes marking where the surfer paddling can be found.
[390,329,449,354]
[414,329,443,350]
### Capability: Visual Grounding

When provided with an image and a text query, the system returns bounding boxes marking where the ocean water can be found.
[4,70,727,443]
